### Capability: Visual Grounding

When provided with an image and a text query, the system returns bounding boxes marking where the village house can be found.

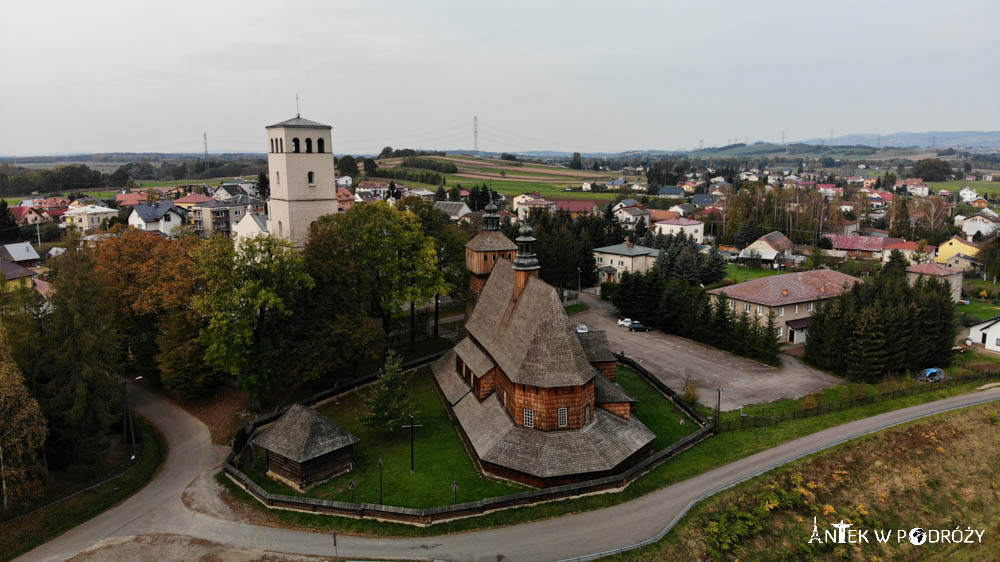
[63,204,118,232]
[971,197,990,209]
[959,186,980,203]
[434,201,473,221]
[336,175,353,188]
[1,260,36,292]
[9,206,48,225]
[655,187,684,198]
[653,217,704,243]
[882,240,936,264]
[435,213,654,487]
[827,234,900,260]
[668,203,696,217]
[2,242,41,268]
[517,198,557,221]
[555,200,600,218]
[961,209,1000,238]
[336,186,354,212]
[511,192,545,211]
[708,269,861,344]
[969,317,1000,352]
[647,209,680,223]
[615,206,650,229]
[233,212,269,243]
[690,194,716,207]
[905,262,962,302]
[593,241,660,283]
[741,231,795,266]
[935,235,982,271]
[172,192,214,210]
[126,201,188,236]
[115,192,148,207]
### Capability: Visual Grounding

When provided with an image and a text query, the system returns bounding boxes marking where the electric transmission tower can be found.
[203,133,208,159]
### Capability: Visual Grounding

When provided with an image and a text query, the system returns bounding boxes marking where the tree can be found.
[304,202,446,338]
[889,196,911,239]
[338,154,359,177]
[733,220,764,247]
[448,186,461,202]
[435,186,447,201]
[817,236,833,250]
[0,327,47,512]
[881,249,908,278]
[378,146,394,159]
[807,246,826,270]
[257,171,270,200]
[156,308,217,399]
[361,351,413,431]
[363,158,378,176]
[569,152,583,170]
[0,201,18,243]
[193,235,313,409]
[911,158,952,182]
[43,247,123,467]
[701,246,727,285]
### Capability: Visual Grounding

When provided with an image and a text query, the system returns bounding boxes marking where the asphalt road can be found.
[575,294,840,410]
[19,383,1000,562]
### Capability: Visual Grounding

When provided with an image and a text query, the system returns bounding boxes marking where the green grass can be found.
[134,177,238,187]
[2,190,119,205]
[615,368,698,449]
[220,374,993,537]
[927,180,999,194]
[0,418,166,561]
[725,264,781,282]
[564,303,589,315]
[246,368,525,508]
[958,299,1000,324]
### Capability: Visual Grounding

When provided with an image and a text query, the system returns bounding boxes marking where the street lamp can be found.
[452,481,459,504]
[577,266,581,293]
[348,480,357,503]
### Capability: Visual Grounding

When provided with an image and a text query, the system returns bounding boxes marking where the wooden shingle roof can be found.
[466,230,517,252]
[252,404,358,463]
[464,259,597,387]
[576,330,616,363]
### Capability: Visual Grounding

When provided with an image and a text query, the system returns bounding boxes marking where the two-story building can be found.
[126,202,188,236]
[190,200,248,237]
[708,269,861,344]
[63,204,118,232]
[935,235,982,271]
[653,217,704,243]
[592,242,660,283]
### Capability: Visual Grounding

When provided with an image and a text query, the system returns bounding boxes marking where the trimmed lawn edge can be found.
[1,417,166,562]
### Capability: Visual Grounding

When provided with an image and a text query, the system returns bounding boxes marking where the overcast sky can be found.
[3,0,998,156]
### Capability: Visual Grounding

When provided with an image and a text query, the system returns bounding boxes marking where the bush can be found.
[600,281,618,301]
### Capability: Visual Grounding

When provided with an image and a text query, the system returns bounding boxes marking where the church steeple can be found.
[513,224,540,300]
[464,198,516,313]
[483,199,500,231]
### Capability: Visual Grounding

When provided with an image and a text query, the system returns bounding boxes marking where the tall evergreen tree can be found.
[0,200,19,243]
[361,351,414,431]
[701,246,727,285]
[846,307,889,382]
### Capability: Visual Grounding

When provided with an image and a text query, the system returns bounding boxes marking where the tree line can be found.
[368,167,445,186]
[402,157,458,174]
[804,252,957,381]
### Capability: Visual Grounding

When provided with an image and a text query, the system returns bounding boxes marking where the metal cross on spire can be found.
[295,93,300,117]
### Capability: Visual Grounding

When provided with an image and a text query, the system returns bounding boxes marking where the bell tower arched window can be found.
[270,139,274,153]
[305,138,313,153]
[292,138,300,153]
[279,138,283,152]
[317,138,325,153]
[307,171,315,186]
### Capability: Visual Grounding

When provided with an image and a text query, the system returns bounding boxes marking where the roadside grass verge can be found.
[218,370,997,537]
[0,418,166,561]
[564,303,589,315]
[605,401,1000,561]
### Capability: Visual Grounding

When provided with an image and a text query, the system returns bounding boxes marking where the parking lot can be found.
[575,294,841,411]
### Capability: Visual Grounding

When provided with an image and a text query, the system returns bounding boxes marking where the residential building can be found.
[212,184,245,201]
[610,199,640,213]
[668,203,696,217]
[827,234,900,260]
[115,192,148,207]
[905,262,962,302]
[336,175,353,188]
[434,201,473,221]
[266,115,339,246]
[126,201,188,235]
[511,192,545,211]
[1,260,36,291]
[959,186,980,203]
[173,192,214,210]
[8,206,47,225]
[190,200,248,237]
[655,187,684,198]
[708,270,862,344]
[554,200,600,217]
[2,242,41,267]
[961,209,1000,238]
[984,175,995,182]
[969,317,1000,352]
[690,194,716,207]
[935,236,982,270]
[233,212,269,243]
[653,218,704,243]
[971,197,990,209]
[907,184,930,197]
[63,204,118,231]
[437,219,653,487]
[882,240,936,264]
[592,242,660,283]
[517,199,556,220]
[337,186,354,212]
[614,206,649,229]
[742,231,795,265]
[647,209,680,223]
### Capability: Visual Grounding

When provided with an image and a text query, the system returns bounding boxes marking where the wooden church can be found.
[433,202,654,487]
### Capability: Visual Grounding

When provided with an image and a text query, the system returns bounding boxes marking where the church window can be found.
[278,221,283,235]
[317,138,325,153]
[292,138,300,153]
[307,171,315,186]
[279,138,283,152]
[276,172,280,185]
[585,404,591,423]
[270,139,274,153]
[305,138,313,153]
[523,409,534,428]
[558,408,567,427]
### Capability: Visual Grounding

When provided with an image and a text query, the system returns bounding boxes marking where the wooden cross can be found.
[402,414,423,474]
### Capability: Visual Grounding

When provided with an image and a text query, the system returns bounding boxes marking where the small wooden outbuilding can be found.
[252,404,359,492]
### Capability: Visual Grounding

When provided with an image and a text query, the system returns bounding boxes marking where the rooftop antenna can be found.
[203,133,208,159]
[473,116,479,154]
[296,93,300,117]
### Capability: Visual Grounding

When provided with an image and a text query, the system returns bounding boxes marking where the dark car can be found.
[629,322,652,332]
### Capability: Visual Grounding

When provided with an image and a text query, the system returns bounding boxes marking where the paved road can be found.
[575,294,840,410]
[20,383,1000,562]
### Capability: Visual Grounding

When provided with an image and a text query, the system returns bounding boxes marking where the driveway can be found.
[575,294,840,411]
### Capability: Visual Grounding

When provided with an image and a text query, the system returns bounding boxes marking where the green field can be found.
[615,368,699,449]
[725,264,781,282]
[135,176,239,187]
[928,180,1000,194]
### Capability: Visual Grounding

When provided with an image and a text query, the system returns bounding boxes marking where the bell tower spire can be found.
[464,196,516,314]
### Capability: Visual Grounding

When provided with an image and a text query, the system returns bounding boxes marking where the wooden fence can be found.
[223,352,715,526]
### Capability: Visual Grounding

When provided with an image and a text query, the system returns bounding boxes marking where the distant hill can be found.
[797,130,1000,148]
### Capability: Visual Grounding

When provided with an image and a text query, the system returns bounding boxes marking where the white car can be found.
[576,324,589,333]
[617,318,633,327]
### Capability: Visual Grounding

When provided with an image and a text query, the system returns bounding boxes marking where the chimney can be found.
[513,224,540,301]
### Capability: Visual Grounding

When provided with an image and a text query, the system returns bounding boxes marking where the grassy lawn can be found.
[0,418,165,561]
[957,299,1000,325]
[219,356,999,538]
[725,263,781,282]
[607,401,1000,561]
[564,303,588,315]
[615,368,698,449]
[246,368,525,508]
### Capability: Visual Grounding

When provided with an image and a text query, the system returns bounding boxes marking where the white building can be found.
[265,115,339,246]
[969,317,1000,352]
[126,202,187,236]
[959,186,980,203]
[233,212,269,244]
[63,204,118,231]
[907,184,930,197]
[653,218,704,243]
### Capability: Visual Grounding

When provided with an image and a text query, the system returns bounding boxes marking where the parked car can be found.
[629,322,652,332]
[917,367,949,383]
[617,318,633,327]
[575,324,589,333]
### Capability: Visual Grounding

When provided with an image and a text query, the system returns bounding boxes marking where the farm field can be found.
[928,180,999,194]
[135,176,239,187]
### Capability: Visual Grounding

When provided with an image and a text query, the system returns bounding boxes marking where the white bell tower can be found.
[265,115,338,246]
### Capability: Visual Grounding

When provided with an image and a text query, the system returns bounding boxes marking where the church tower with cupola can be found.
[464,200,516,313]
[265,115,338,246]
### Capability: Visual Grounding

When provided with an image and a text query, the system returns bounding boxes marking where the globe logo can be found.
[909,528,927,545]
